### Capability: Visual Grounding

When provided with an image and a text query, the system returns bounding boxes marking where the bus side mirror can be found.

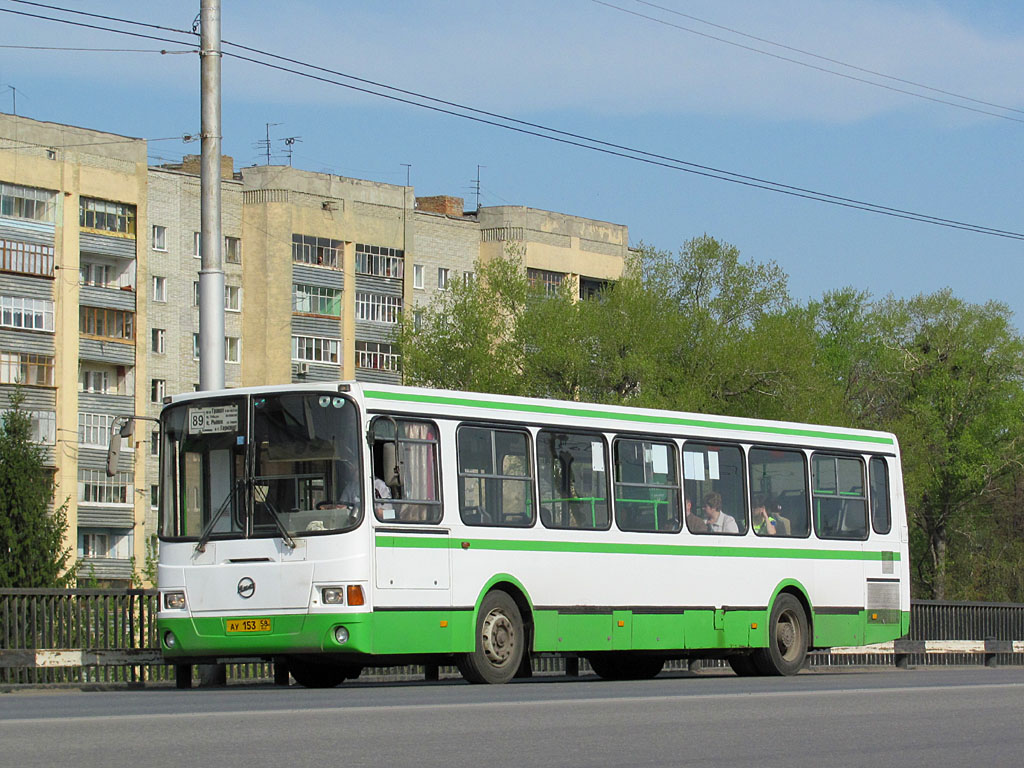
[106,417,134,476]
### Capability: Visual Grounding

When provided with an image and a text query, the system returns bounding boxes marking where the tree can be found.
[0,389,75,588]
[875,291,1024,599]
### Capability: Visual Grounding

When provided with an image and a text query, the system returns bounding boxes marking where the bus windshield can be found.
[159,392,363,541]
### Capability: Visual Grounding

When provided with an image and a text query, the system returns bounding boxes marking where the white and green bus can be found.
[155,382,909,686]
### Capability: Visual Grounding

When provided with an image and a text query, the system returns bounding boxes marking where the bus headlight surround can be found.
[164,591,186,610]
[334,626,350,645]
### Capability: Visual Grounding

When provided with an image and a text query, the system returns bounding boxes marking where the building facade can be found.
[1,112,630,585]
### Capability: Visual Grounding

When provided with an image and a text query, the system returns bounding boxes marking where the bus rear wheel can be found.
[288,658,361,688]
[753,594,808,676]
[587,652,665,680]
[457,591,524,684]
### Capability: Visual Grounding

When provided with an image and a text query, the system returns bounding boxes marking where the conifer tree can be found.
[0,389,74,588]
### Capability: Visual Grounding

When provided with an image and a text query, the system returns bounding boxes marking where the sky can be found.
[1,0,1023,324]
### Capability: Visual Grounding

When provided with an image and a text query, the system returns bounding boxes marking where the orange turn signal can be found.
[347,585,365,606]
[751,623,758,630]
[440,620,448,628]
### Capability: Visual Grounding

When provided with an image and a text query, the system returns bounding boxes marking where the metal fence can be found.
[2,590,1022,686]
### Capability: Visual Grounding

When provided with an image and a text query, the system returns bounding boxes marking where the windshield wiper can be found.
[195,478,247,554]
[259,497,296,550]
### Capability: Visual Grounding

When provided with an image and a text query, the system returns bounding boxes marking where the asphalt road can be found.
[2,668,1022,768]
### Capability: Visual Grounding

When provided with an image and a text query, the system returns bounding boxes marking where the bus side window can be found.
[870,457,891,535]
[682,442,746,535]
[612,438,680,533]
[537,430,610,530]
[812,454,867,540]
[747,447,809,538]
[457,425,534,528]
[371,417,442,524]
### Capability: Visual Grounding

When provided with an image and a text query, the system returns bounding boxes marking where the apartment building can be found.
[0,113,148,584]
[1,112,630,586]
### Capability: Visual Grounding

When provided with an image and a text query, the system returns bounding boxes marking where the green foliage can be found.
[399,235,1024,601]
[0,388,75,588]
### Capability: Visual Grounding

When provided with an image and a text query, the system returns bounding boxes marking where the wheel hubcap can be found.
[481,609,516,666]
[776,611,800,660]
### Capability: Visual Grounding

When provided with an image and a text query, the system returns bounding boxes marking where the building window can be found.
[80,306,134,341]
[78,412,130,450]
[0,295,54,331]
[0,238,54,278]
[151,430,160,456]
[0,351,54,385]
[356,340,399,371]
[80,261,112,288]
[413,264,424,289]
[152,225,167,251]
[437,267,450,291]
[193,281,199,306]
[292,283,341,316]
[193,232,202,258]
[225,284,241,312]
[1,408,56,444]
[292,335,340,364]
[355,243,403,278]
[464,271,475,286]
[528,268,564,296]
[151,485,159,509]
[355,292,402,324]
[151,328,166,354]
[80,368,112,394]
[413,309,424,332]
[224,236,241,264]
[152,276,167,302]
[0,182,56,223]
[292,234,341,268]
[151,378,166,403]
[78,469,133,505]
[80,197,136,235]
[225,336,240,363]
[192,333,200,360]
[81,532,110,558]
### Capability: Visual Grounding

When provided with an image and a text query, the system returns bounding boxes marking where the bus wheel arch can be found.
[458,586,529,684]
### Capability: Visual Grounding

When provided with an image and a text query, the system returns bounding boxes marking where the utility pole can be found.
[198,0,225,391]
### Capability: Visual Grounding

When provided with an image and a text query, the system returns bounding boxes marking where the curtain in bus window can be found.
[394,420,441,523]
[538,431,609,530]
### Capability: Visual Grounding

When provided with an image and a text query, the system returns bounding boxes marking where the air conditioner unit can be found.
[297,362,310,375]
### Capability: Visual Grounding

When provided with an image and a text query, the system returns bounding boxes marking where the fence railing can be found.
[2,591,1022,686]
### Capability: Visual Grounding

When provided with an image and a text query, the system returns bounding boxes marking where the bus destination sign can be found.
[187,405,239,434]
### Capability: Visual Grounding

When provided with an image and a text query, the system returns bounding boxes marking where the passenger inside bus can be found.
[702,492,739,533]
[751,494,777,536]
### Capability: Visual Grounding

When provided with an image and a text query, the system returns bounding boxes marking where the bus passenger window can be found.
[457,426,534,527]
[370,417,442,524]
[613,439,681,533]
[870,457,891,535]
[748,448,809,537]
[812,454,867,540]
[538,431,610,530]
[683,443,745,535]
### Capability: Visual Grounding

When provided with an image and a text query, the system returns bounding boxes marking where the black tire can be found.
[587,652,664,680]
[728,654,759,677]
[288,658,349,688]
[457,591,525,684]
[752,593,808,676]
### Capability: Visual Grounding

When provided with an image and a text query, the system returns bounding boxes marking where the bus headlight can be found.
[334,626,350,645]
[164,591,186,610]
[322,587,345,604]
[163,631,177,649]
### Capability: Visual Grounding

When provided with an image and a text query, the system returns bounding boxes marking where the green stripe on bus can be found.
[375,534,900,561]
[363,390,895,445]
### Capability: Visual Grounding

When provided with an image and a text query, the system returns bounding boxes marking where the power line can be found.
[589,0,1024,125]
[631,0,1024,117]
[5,2,1024,241]
[0,44,193,53]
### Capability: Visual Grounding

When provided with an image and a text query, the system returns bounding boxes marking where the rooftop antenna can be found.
[472,165,485,212]
[257,122,282,165]
[5,85,22,115]
[400,163,412,187]
[282,136,301,166]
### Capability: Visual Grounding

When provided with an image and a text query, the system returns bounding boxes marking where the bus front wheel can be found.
[457,591,524,684]
[753,594,808,676]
